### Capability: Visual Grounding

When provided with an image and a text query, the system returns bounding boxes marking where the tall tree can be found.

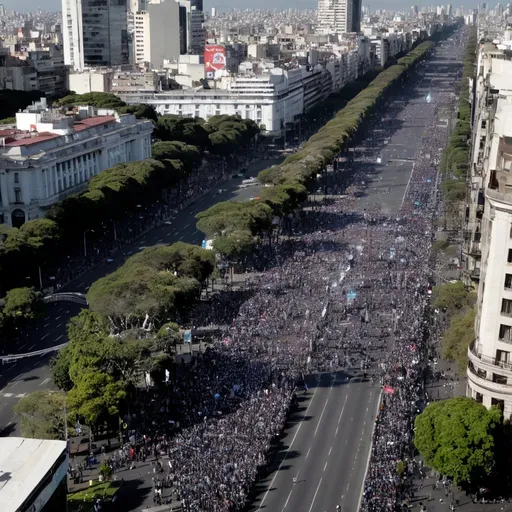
[414,397,501,487]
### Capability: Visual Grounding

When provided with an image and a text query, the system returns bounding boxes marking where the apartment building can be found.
[0,98,153,227]
[317,0,362,35]
[465,35,512,416]
[134,0,181,68]
[62,0,130,70]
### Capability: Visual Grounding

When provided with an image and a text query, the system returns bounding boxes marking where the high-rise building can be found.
[211,6,216,17]
[180,0,205,54]
[62,0,130,70]
[446,3,452,15]
[0,4,5,16]
[134,0,180,68]
[317,0,361,35]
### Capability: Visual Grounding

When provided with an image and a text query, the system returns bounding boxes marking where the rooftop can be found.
[0,437,67,512]
[0,115,116,146]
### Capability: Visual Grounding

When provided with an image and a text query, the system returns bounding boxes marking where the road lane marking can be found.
[305,447,311,460]
[179,235,184,240]
[16,393,26,398]
[56,324,62,328]
[18,344,26,350]
[55,316,61,321]
[314,374,337,437]
[328,446,332,456]
[28,345,35,351]
[3,393,13,397]
[77,282,84,288]
[44,323,50,328]
[55,335,63,342]
[337,394,348,424]
[158,238,163,242]
[41,334,49,340]
[282,489,293,511]
[258,384,319,509]
[307,478,322,512]
[323,461,328,472]
[40,378,51,387]
[57,308,63,313]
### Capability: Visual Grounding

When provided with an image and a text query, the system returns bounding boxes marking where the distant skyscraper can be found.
[411,5,419,16]
[318,0,361,34]
[211,6,216,17]
[0,4,5,16]
[446,3,452,15]
[62,0,130,71]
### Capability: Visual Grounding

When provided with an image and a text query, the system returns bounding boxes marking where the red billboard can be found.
[204,44,226,79]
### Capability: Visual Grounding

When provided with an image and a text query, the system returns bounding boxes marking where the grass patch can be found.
[68,480,121,511]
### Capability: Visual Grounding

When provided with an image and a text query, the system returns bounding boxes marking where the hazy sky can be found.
[0,0,476,13]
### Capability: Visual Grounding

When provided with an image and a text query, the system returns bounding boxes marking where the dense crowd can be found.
[86,40,463,512]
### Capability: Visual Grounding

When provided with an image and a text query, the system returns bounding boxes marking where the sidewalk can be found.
[407,357,509,511]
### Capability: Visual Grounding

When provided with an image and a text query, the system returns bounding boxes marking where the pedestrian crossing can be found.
[0,392,27,399]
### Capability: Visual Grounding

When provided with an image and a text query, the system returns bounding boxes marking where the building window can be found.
[506,274,512,289]
[499,324,512,342]
[508,249,512,263]
[14,188,22,203]
[502,299,512,317]
[14,172,19,184]
[492,373,508,385]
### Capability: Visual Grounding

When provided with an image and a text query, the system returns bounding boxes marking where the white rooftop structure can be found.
[0,437,68,512]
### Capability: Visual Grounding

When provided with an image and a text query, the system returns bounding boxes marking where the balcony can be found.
[468,340,512,376]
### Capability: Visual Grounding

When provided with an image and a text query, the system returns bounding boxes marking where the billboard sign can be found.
[204,44,226,78]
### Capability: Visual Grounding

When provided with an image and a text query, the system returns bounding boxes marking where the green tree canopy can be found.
[432,281,475,316]
[2,287,41,321]
[442,307,476,373]
[414,397,501,487]
[14,391,67,440]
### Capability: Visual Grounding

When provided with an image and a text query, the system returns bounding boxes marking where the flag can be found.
[383,385,395,394]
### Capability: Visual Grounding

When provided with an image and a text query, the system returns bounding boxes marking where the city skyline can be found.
[0,0,481,13]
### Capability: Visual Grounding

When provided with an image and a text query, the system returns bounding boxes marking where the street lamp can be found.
[83,229,94,258]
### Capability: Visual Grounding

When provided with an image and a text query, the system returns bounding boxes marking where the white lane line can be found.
[314,374,337,437]
[328,446,332,456]
[57,308,63,313]
[55,316,61,321]
[323,461,328,472]
[179,235,184,240]
[41,334,49,340]
[40,377,51,387]
[282,489,293,511]
[56,323,62,328]
[44,316,50,321]
[3,393,13,397]
[356,391,382,511]
[305,447,311,460]
[307,478,322,512]
[337,394,348,424]
[258,384,319,510]
[184,223,190,229]
[77,282,84,288]
[335,426,339,436]
[18,344,26,351]
[55,335,63,342]
[158,238,163,242]
[16,393,26,398]
[28,345,35,351]
[44,323,50,328]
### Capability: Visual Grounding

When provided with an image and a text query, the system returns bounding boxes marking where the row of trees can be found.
[15,241,213,439]
[432,281,476,373]
[194,41,435,259]
[0,111,259,292]
[440,27,478,218]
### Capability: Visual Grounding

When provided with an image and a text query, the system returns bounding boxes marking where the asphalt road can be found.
[0,156,282,436]
[248,39,462,512]
[250,372,381,512]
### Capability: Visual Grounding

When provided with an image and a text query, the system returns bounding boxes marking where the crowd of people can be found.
[81,38,463,512]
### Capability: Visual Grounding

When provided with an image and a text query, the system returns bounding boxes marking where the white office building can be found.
[317,0,362,35]
[62,0,130,70]
[0,98,153,227]
[120,49,365,136]
[134,0,181,68]
[465,37,512,416]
